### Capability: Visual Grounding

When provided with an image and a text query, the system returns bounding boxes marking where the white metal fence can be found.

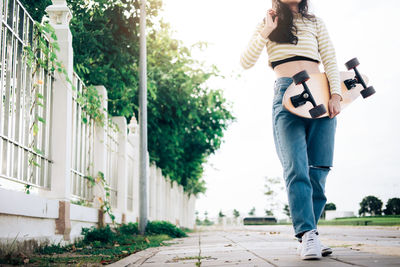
[70,72,94,202]
[0,0,196,244]
[0,0,53,189]
[106,120,119,208]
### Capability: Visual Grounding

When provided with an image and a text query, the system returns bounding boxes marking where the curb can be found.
[107,246,161,267]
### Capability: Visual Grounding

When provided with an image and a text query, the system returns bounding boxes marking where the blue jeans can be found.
[272,77,337,241]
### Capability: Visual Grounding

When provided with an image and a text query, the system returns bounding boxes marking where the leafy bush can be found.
[117,222,139,235]
[145,221,187,238]
[81,225,116,244]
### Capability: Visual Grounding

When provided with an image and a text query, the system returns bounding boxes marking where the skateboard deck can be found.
[282,71,369,119]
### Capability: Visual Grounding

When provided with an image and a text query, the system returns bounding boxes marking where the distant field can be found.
[275,216,400,226]
[318,215,400,226]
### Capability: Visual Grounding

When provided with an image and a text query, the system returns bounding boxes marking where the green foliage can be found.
[384,198,400,215]
[117,222,139,235]
[265,209,274,216]
[65,0,235,196]
[359,195,383,216]
[20,0,52,22]
[145,220,187,238]
[71,199,93,207]
[233,209,240,218]
[248,207,256,216]
[324,202,337,211]
[36,241,65,255]
[22,0,235,196]
[22,228,172,265]
[264,176,285,216]
[218,210,225,218]
[203,218,214,225]
[81,225,116,244]
[283,204,290,218]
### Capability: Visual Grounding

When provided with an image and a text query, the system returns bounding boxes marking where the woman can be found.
[240,0,342,260]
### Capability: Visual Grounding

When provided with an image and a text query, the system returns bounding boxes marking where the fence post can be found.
[165,176,171,223]
[43,0,73,240]
[92,86,108,226]
[112,116,128,222]
[128,116,140,223]
[156,168,162,220]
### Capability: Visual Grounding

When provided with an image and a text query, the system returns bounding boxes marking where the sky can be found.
[161,0,400,220]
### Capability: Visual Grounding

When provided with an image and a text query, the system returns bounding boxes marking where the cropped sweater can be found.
[240,13,343,100]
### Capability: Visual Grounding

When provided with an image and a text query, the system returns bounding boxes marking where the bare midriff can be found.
[273,60,321,78]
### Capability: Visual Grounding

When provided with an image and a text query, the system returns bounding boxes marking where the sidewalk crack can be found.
[222,232,278,267]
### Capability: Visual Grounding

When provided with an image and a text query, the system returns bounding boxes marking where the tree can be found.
[195,210,202,225]
[233,209,240,218]
[218,210,225,218]
[248,207,256,216]
[265,209,274,216]
[232,209,240,225]
[65,0,235,195]
[22,0,235,196]
[20,0,52,22]
[218,210,225,224]
[322,202,336,219]
[384,198,400,215]
[359,195,383,216]
[283,204,290,218]
[202,210,212,225]
[264,176,285,217]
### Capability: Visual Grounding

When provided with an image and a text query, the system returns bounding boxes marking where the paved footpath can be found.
[109,225,400,267]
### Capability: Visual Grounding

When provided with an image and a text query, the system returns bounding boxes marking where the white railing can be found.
[70,72,94,202]
[106,118,119,208]
[0,0,52,189]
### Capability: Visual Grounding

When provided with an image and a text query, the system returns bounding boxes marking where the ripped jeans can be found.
[272,77,337,241]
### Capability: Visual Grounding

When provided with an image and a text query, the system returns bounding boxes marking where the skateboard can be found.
[282,58,376,119]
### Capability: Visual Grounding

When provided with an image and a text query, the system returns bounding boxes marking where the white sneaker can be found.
[297,241,333,257]
[321,243,333,256]
[299,229,322,260]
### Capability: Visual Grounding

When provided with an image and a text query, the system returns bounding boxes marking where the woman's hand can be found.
[260,9,278,39]
[328,94,342,118]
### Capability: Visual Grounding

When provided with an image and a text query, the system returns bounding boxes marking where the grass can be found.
[271,215,400,226]
[318,215,400,226]
[0,221,192,266]
[27,234,172,266]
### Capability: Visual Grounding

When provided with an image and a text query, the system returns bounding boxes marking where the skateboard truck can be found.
[290,70,327,118]
[344,57,376,98]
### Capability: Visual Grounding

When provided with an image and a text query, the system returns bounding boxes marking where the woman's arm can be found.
[316,17,343,101]
[240,21,269,69]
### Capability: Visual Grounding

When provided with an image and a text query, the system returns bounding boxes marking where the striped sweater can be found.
[240,14,343,99]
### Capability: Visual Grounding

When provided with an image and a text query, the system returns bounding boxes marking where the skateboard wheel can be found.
[345,58,360,70]
[360,86,376,98]
[292,70,310,85]
[309,104,327,118]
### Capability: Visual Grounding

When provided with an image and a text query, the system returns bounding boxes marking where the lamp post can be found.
[138,0,148,235]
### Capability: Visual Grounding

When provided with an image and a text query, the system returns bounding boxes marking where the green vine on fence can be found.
[22,19,117,222]
[85,171,116,224]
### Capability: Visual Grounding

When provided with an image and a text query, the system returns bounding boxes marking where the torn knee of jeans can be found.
[310,165,331,170]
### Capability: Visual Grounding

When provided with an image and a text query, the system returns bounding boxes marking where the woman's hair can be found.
[268,0,315,44]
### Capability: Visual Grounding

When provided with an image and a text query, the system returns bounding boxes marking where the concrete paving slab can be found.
[108,225,400,266]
